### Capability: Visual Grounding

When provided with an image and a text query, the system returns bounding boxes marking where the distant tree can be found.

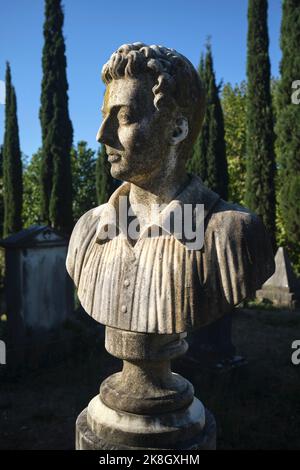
[245,0,276,249]
[23,150,42,227]
[96,145,119,205]
[268,78,289,257]
[188,43,228,200]
[221,82,247,204]
[0,145,4,236]
[2,63,23,237]
[275,0,300,274]
[39,0,73,233]
[71,141,98,222]
[187,55,208,179]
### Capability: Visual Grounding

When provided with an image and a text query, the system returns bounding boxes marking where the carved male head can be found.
[96,43,205,186]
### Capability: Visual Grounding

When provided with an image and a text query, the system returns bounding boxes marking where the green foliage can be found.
[23,150,43,227]
[188,43,228,200]
[276,0,300,111]
[275,0,300,275]
[96,145,119,205]
[23,142,120,229]
[39,0,73,234]
[246,298,279,311]
[23,141,102,228]
[0,146,4,236]
[221,82,247,204]
[245,0,276,250]
[269,79,296,272]
[0,248,5,291]
[3,63,23,237]
[71,141,98,222]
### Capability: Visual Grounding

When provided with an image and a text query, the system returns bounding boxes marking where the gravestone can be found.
[256,246,300,309]
[0,225,74,367]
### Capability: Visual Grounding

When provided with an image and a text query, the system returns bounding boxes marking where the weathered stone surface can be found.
[100,368,194,415]
[256,246,300,309]
[76,407,216,450]
[66,178,275,334]
[105,327,188,360]
[0,225,74,368]
[79,325,215,450]
[66,43,275,335]
[67,42,275,451]
[87,395,205,448]
[101,327,193,414]
[1,225,73,332]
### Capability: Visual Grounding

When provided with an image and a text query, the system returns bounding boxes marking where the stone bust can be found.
[66,42,275,334]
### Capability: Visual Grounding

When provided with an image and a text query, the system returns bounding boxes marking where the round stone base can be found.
[76,406,216,450]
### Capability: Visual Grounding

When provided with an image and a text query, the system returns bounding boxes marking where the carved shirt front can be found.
[66,175,275,334]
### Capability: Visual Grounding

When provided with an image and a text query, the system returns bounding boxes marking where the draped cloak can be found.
[66,175,275,334]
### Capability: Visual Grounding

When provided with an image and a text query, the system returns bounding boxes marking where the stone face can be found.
[256,246,300,309]
[67,42,276,451]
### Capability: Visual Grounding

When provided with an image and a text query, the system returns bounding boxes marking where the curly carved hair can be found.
[102,42,206,160]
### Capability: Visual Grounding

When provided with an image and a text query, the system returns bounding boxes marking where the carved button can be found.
[124,279,130,287]
[121,305,127,313]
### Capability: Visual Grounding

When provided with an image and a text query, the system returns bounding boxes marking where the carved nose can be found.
[96,120,107,144]
[96,117,115,147]
[96,125,103,143]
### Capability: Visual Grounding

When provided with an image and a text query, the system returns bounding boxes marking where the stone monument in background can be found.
[66,43,275,450]
[256,246,300,309]
[0,225,74,368]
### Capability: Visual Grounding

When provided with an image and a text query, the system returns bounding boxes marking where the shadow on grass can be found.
[0,307,299,449]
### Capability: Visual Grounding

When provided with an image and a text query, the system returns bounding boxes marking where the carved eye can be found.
[118,109,134,124]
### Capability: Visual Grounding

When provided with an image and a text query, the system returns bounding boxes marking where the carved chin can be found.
[110,162,124,178]
[110,160,136,180]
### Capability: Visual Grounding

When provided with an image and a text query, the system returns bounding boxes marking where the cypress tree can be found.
[275,0,300,272]
[39,0,73,233]
[245,0,276,249]
[0,145,3,236]
[23,149,43,227]
[188,44,228,200]
[71,141,98,222]
[3,63,23,237]
[188,55,210,181]
[222,82,247,205]
[96,145,119,205]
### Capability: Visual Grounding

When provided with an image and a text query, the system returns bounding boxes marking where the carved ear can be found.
[170,116,189,145]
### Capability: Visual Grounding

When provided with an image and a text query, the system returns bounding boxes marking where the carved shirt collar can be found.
[95,175,220,249]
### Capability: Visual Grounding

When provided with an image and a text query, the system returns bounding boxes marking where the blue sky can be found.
[0,0,282,158]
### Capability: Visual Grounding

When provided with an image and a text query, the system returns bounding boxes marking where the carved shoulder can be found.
[66,205,104,286]
[203,200,275,308]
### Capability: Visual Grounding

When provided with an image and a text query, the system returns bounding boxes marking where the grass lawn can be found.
[179,308,300,449]
[0,307,299,449]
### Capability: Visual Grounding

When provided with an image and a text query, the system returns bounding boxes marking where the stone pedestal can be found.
[76,327,216,450]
